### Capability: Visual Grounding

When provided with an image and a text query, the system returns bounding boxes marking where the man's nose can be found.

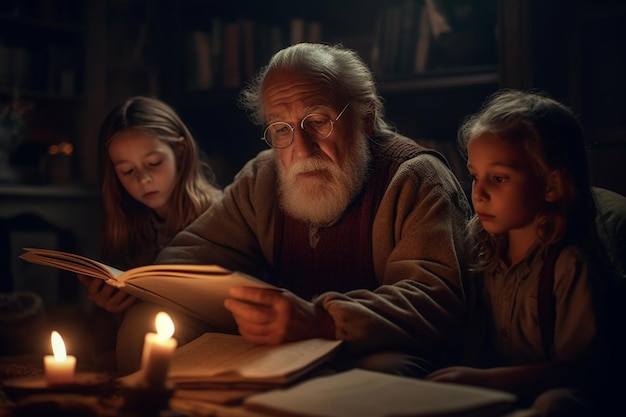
[292,125,318,156]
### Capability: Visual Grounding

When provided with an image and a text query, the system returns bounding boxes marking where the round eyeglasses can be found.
[261,102,351,149]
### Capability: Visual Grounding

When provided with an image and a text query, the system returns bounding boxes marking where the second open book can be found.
[124,332,516,417]
[19,247,273,332]
[243,368,518,417]
[118,332,343,391]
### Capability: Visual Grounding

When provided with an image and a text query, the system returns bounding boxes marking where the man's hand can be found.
[77,274,137,313]
[224,286,335,345]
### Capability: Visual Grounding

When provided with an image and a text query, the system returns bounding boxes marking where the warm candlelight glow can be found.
[141,312,178,386]
[156,311,175,339]
[51,331,67,360]
[44,330,76,385]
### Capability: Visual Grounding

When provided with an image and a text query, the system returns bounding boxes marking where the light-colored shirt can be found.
[482,245,597,365]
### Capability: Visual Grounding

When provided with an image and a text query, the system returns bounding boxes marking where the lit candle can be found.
[44,331,76,385]
[141,311,177,386]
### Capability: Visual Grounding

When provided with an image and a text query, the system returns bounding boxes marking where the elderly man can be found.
[116,43,472,376]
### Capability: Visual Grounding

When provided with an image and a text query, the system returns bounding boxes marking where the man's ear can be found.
[545,170,565,202]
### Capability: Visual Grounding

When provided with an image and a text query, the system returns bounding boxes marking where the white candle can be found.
[44,331,76,385]
[141,311,177,386]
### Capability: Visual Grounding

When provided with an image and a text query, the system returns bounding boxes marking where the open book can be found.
[244,368,518,417]
[19,248,274,332]
[120,332,343,390]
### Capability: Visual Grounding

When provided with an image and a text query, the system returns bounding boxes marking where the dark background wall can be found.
[1,0,625,311]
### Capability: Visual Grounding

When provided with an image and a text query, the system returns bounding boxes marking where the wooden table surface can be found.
[0,355,538,417]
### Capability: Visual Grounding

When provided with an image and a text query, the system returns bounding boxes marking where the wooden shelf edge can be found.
[0,13,83,33]
[0,184,98,198]
[378,71,500,93]
[180,70,501,104]
[0,90,83,102]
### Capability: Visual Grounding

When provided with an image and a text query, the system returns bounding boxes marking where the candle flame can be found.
[51,331,67,361]
[155,312,175,340]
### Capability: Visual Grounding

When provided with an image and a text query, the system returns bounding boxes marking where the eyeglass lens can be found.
[262,102,350,149]
[264,113,334,148]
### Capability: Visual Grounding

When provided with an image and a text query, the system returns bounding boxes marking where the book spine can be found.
[221,21,241,89]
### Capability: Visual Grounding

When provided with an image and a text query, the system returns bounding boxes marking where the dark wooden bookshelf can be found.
[0,0,87,187]
[147,0,501,186]
[3,0,623,193]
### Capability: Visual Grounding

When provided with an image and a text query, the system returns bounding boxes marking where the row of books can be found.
[184,1,498,92]
[185,17,322,92]
[0,42,78,95]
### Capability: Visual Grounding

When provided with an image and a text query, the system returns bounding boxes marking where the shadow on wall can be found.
[0,213,76,306]
[587,145,626,197]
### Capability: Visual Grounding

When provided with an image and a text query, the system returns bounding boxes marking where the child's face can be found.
[467,133,547,237]
[108,129,179,219]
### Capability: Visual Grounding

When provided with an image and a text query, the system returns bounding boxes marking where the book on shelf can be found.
[221,21,241,89]
[373,0,428,77]
[210,17,223,88]
[183,16,326,90]
[243,368,518,417]
[240,19,256,83]
[18,247,274,332]
[414,2,432,74]
[186,29,213,91]
[120,332,343,390]
[395,0,420,75]
[289,17,306,45]
[378,3,402,76]
[307,21,322,43]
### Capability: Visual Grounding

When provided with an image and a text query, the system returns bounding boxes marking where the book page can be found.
[168,333,342,384]
[120,263,235,279]
[119,270,275,332]
[18,248,278,332]
[19,248,122,281]
[244,369,517,417]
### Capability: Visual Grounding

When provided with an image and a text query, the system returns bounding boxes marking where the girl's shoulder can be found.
[549,244,587,275]
[550,243,608,292]
[553,244,584,263]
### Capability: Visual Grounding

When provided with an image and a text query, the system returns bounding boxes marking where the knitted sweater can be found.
[156,135,472,358]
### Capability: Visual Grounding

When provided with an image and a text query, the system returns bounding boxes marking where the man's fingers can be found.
[229,286,285,305]
[224,298,274,324]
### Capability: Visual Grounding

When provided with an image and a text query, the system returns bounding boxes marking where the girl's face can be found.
[467,133,547,238]
[108,129,179,219]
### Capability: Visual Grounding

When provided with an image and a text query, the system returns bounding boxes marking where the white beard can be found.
[277,132,371,225]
